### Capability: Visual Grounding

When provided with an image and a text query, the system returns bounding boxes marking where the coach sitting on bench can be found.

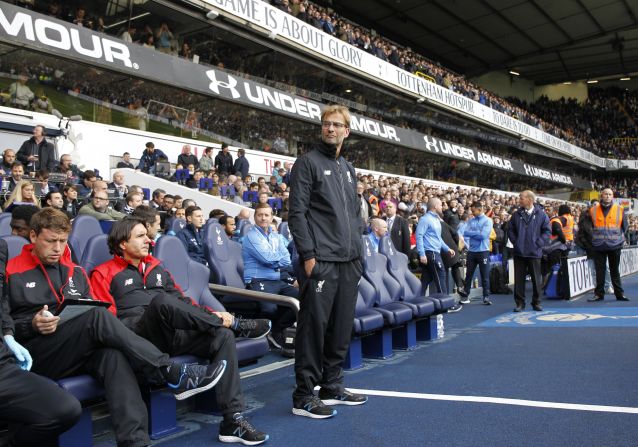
[91,218,270,445]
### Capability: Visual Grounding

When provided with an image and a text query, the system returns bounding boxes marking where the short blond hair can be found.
[321,105,350,128]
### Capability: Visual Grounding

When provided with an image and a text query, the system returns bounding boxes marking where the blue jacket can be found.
[137,148,168,173]
[176,224,207,265]
[233,156,250,179]
[367,233,380,253]
[507,205,551,258]
[242,226,292,283]
[416,211,450,257]
[462,213,493,252]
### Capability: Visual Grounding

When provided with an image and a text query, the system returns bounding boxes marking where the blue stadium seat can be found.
[68,215,103,263]
[0,212,11,237]
[361,236,416,350]
[169,218,187,235]
[278,221,292,242]
[2,235,28,259]
[204,223,250,303]
[81,234,111,273]
[236,218,249,234]
[239,222,253,239]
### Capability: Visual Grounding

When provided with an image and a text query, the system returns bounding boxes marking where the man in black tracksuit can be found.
[0,238,82,447]
[90,218,269,445]
[288,105,367,418]
[6,208,226,447]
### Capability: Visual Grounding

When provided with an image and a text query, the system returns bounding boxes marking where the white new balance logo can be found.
[26,282,35,288]
[124,278,133,286]
[316,280,325,293]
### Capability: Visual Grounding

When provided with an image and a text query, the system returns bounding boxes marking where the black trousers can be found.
[0,352,82,447]
[464,251,490,298]
[420,251,447,295]
[447,262,464,290]
[513,256,542,307]
[293,260,362,405]
[132,294,244,416]
[593,249,624,298]
[246,279,298,335]
[24,307,172,447]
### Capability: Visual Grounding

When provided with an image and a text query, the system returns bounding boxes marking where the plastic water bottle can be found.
[436,314,445,339]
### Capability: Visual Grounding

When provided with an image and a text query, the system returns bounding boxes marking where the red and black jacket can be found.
[90,255,215,327]
[5,244,94,342]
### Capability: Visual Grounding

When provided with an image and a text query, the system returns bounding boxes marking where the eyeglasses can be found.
[94,197,109,202]
[321,121,347,129]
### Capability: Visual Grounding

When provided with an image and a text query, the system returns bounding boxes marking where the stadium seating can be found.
[80,234,111,273]
[0,212,11,237]
[2,235,28,259]
[239,223,254,239]
[68,215,103,263]
[278,221,292,241]
[169,217,187,234]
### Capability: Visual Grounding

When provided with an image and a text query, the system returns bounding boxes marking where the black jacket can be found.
[177,153,199,168]
[214,151,233,175]
[17,137,56,172]
[288,141,363,262]
[440,220,461,268]
[387,215,411,256]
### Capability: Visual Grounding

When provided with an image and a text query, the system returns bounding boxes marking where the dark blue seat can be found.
[0,212,11,237]
[204,224,246,296]
[68,215,103,263]
[353,277,385,335]
[236,218,249,234]
[80,234,110,273]
[2,235,28,259]
[239,223,254,239]
[378,236,437,316]
[169,218,187,235]
[278,221,292,242]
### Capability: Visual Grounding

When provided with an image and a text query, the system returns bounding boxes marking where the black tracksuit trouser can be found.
[23,307,172,447]
[593,248,624,298]
[131,294,244,416]
[513,256,543,307]
[0,348,82,447]
[293,259,362,405]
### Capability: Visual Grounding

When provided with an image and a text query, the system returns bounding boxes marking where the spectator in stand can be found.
[492,215,505,255]
[199,147,214,172]
[78,192,126,221]
[34,169,54,196]
[458,201,493,306]
[62,184,80,218]
[132,205,163,245]
[123,191,143,215]
[417,198,455,295]
[10,205,39,240]
[116,152,135,169]
[43,190,66,213]
[214,143,233,176]
[150,188,166,209]
[92,180,109,199]
[6,208,226,447]
[8,73,34,109]
[385,201,411,257]
[508,191,551,312]
[242,203,298,353]
[55,155,81,185]
[137,142,167,174]
[17,125,56,174]
[90,218,269,446]
[176,205,207,266]
[4,180,40,211]
[108,171,128,199]
[281,162,292,186]
[178,145,198,168]
[1,149,15,176]
[356,182,374,222]
[186,170,205,189]
[77,170,97,198]
[443,199,461,229]
[233,149,249,179]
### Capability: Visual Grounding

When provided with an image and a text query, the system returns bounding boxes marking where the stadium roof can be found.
[327,0,638,85]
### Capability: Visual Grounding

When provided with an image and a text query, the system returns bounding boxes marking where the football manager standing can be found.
[586,188,630,302]
[288,105,367,420]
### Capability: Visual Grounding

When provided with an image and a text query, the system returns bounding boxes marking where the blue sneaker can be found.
[168,360,227,400]
[219,413,269,445]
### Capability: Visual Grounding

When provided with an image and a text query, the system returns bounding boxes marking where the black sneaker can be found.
[292,396,337,418]
[168,360,227,401]
[219,413,269,445]
[318,389,368,406]
[447,304,463,313]
[483,297,492,305]
[459,296,471,304]
[458,289,469,299]
[234,318,271,339]
[588,295,604,302]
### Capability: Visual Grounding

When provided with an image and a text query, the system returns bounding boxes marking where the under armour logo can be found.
[156,274,163,287]
[205,70,241,99]
[316,280,325,293]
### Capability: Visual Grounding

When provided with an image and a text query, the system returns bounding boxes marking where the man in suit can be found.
[385,201,410,256]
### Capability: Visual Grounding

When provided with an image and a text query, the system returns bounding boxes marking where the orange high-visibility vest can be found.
[550,214,574,242]
[589,204,624,249]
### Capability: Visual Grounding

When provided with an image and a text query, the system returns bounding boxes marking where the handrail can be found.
[208,283,300,315]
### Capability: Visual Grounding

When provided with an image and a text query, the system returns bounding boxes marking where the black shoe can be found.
[318,388,368,406]
[447,304,463,313]
[483,297,492,305]
[458,289,469,299]
[588,296,604,302]
[292,396,337,419]
[219,413,269,445]
[532,304,543,311]
[513,305,524,312]
[266,332,283,350]
[459,296,471,304]
[233,318,271,339]
[167,360,227,401]
[616,296,630,301]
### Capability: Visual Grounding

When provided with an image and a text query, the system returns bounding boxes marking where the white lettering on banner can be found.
[204,0,607,167]
[568,247,638,297]
[350,116,400,142]
[0,7,134,68]
[477,152,513,171]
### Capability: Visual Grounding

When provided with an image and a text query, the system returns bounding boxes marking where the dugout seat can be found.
[68,215,103,263]
[2,235,28,259]
[0,212,11,237]
[80,234,110,273]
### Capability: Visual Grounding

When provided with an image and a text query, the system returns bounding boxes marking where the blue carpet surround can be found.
[135,274,638,446]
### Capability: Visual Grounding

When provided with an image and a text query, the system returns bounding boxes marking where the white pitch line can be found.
[346,388,638,414]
